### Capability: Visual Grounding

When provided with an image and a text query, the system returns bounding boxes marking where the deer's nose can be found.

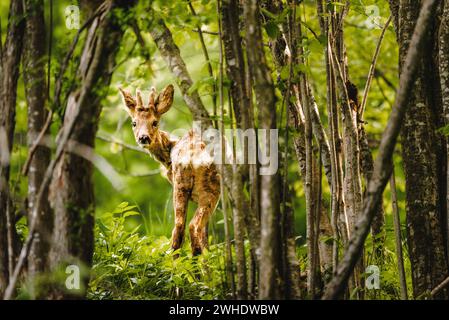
[138,135,150,145]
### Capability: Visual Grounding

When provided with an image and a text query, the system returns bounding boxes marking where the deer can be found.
[119,85,220,256]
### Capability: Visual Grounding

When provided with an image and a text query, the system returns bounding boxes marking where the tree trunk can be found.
[390,169,408,299]
[0,0,25,295]
[243,0,281,299]
[221,0,263,299]
[232,165,248,299]
[395,0,449,299]
[47,0,135,298]
[439,0,449,265]
[23,0,52,285]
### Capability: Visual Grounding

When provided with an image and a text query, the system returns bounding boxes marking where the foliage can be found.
[0,0,417,300]
[88,203,227,300]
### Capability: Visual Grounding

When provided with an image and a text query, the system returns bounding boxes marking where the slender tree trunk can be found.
[0,0,25,295]
[265,1,332,294]
[359,125,385,260]
[232,165,247,299]
[221,0,254,300]
[243,0,281,299]
[390,169,408,300]
[23,0,52,285]
[329,3,365,296]
[317,0,344,272]
[300,71,317,299]
[47,0,135,298]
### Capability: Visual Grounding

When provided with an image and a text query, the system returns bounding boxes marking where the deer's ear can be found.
[156,84,174,115]
[119,87,136,115]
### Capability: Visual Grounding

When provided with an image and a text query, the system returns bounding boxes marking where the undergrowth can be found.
[88,202,228,300]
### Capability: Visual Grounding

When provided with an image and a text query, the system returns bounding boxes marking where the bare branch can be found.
[360,16,392,117]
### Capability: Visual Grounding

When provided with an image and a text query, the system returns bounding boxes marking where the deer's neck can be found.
[148,130,176,168]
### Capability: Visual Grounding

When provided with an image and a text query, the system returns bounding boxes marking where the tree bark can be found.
[0,0,25,295]
[390,169,408,299]
[23,0,52,285]
[359,125,385,260]
[396,0,449,299]
[439,0,449,265]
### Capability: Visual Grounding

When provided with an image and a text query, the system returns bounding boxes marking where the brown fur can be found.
[119,85,220,255]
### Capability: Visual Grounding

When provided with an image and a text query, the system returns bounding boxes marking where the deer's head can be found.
[119,85,174,148]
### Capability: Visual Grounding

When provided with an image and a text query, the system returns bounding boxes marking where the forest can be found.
[0,0,449,301]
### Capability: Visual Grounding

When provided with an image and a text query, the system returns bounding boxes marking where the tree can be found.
[244,0,282,299]
[23,0,52,285]
[0,0,25,296]
[391,0,449,299]
[46,0,136,298]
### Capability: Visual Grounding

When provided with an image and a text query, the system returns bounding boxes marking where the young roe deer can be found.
[119,85,220,255]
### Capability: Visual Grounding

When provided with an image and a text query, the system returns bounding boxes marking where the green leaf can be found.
[117,202,129,209]
[264,21,280,39]
[280,65,290,81]
[437,125,449,136]
[123,211,140,218]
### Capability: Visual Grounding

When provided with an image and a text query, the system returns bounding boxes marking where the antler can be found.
[136,89,144,109]
[149,86,158,109]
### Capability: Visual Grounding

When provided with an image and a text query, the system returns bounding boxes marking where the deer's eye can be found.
[152,121,158,128]
[132,121,137,127]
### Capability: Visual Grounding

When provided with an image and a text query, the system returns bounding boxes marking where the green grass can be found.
[88,202,228,300]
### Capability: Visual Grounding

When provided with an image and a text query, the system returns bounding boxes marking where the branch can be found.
[188,1,218,128]
[322,0,440,299]
[96,133,150,154]
[53,2,109,108]
[149,17,212,127]
[21,111,53,176]
[360,16,392,117]
[431,276,449,297]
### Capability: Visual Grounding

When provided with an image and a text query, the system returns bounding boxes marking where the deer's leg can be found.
[171,164,193,252]
[189,192,219,256]
[171,188,191,252]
